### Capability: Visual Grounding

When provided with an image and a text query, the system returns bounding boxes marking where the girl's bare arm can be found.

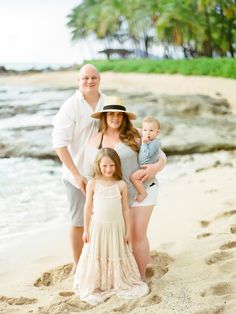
[83,179,95,242]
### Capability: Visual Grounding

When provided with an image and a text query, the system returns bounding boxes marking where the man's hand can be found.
[55,147,88,195]
[139,163,157,182]
[75,174,87,195]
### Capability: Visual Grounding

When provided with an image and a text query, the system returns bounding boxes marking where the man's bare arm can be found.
[55,147,87,195]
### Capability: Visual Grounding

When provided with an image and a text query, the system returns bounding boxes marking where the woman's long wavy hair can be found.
[99,112,141,152]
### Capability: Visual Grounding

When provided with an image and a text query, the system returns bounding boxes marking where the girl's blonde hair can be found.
[93,147,122,180]
[99,113,141,152]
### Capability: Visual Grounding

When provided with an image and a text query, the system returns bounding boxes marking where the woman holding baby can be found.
[83,96,166,281]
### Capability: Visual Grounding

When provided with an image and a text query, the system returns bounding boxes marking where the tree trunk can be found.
[227,19,234,57]
[144,36,149,58]
[203,5,213,57]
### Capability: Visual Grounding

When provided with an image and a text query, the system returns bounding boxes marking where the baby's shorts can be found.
[131,181,159,207]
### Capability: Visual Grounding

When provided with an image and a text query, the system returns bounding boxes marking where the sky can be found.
[0,0,100,66]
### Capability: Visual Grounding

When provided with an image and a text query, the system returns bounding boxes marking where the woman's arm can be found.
[139,150,167,182]
[119,181,131,244]
[83,179,95,243]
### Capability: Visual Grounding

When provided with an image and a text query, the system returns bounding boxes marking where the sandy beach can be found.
[0,71,236,314]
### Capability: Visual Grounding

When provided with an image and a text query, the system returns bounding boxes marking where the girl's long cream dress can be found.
[73,182,149,305]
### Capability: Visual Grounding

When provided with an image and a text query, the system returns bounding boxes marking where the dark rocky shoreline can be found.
[0,86,236,160]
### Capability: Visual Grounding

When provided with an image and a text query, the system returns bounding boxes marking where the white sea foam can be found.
[0,157,68,247]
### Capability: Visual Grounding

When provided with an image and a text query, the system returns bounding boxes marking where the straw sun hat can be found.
[91,96,136,120]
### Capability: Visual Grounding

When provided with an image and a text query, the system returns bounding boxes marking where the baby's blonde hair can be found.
[142,116,160,129]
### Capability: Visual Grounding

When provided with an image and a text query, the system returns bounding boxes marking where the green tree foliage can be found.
[67,0,236,58]
[84,58,236,79]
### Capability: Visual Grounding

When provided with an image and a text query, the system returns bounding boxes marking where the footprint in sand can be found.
[199,210,236,229]
[205,250,233,265]
[58,291,74,297]
[230,225,236,234]
[149,251,174,267]
[195,305,224,314]
[146,251,174,278]
[215,209,236,219]
[139,291,162,307]
[200,220,211,228]
[219,241,236,250]
[201,282,235,297]
[146,267,155,278]
[205,189,218,193]
[34,263,72,287]
[218,258,236,274]
[0,295,37,305]
[196,232,212,239]
[35,295,92,314]
[145,251,173,285]
[146,265,169,280]
[148,293,161,305]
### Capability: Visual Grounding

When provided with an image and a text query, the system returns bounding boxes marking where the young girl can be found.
[73,148,148,305]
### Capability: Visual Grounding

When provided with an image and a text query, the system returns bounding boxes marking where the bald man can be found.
[52,64,106,272]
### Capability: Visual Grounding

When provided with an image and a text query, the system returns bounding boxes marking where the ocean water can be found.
[0,62,75,71]
[0,85,74,247]
[0,158,67,248]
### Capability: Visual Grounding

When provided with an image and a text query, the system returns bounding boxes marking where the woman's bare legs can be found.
[130,205,154,280]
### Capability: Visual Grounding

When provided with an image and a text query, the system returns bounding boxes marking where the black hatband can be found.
[103,105,126,111]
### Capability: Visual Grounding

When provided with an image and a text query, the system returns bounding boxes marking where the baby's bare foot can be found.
[136,192,148,202]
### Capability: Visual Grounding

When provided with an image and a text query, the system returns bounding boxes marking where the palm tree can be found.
[156,0,199,58]
[213,0,236,57]
[67,0,160,58]
[123,0,159,57]
[67,0,122,46]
